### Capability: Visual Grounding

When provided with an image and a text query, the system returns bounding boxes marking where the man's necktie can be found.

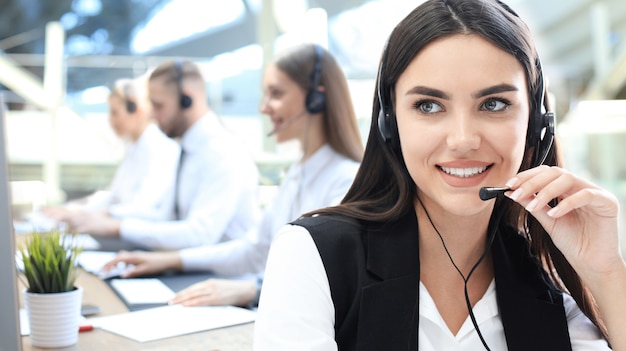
[173,147,185,220]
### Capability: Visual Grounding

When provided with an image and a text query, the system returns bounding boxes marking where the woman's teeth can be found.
[440,166,488,178]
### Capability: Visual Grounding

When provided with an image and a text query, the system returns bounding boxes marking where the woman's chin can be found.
[419,190,494,217]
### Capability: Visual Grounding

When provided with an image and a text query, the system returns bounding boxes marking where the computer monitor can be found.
[0,95,23,351]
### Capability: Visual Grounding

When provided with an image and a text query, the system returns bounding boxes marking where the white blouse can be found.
[253,225,610,351]
[179,144,360,277]
[83,123,179,221]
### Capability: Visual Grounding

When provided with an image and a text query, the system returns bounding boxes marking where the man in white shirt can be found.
[65,60,261,251]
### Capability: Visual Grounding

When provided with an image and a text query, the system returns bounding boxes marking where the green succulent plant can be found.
[19,229,82,294]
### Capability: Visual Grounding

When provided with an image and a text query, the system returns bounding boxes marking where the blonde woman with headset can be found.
[46,78,180,222]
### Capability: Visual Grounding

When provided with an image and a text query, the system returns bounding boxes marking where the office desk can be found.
[18,263,254,350]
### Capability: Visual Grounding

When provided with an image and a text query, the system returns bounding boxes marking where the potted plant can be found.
[19,228,84,348]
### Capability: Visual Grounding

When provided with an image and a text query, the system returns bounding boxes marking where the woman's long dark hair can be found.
[273,43,364,162]
[307,0,607,339]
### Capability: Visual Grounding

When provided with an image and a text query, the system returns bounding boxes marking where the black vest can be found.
[293,211,572,351]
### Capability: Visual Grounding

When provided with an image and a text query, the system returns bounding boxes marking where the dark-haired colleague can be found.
[64,61,261,251]
[254,1,626,350]
[46,78,180,222]
[103,43,364,307]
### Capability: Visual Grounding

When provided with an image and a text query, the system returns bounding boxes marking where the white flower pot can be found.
[24,286,83,348]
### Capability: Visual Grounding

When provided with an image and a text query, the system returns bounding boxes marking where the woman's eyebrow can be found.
[404,83,518,99]
[472,84,518,98]
[405,86,450,99]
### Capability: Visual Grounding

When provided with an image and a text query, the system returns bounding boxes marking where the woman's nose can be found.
[446,113,481,153]
[259,96,271,114]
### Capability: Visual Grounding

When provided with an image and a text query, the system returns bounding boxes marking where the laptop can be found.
[0,94,24,350]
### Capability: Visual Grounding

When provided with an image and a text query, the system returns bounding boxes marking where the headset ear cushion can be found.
[126,100,137,114]
[180,94,193,109]
[305,90,326,114]
[378,108,391,143]
[533,111,555,166]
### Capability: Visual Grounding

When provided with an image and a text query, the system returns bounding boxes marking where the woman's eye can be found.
[268,88,283,99]
[415,100,443,114]
[482,99,509,111]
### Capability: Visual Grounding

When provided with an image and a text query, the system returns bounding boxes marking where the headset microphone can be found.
[479,187,511,201]
[266,110,307,137]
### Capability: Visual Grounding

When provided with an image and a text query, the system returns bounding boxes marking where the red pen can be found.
[79,324,94,332]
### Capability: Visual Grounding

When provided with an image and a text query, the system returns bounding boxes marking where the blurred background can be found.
[1,0,626,248]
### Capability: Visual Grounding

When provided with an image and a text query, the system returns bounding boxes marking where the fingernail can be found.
[547,206,559,217]
[508,188,523,201]
[526,198,538,212]
[505,177,519,188]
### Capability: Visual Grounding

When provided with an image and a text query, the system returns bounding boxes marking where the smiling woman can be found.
[253,1,626,350]
[395,34,530,216]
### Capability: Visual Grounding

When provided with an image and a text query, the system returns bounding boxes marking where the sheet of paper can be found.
[89,304,256,342]
[109,278,176,304]
[19,308,29,335]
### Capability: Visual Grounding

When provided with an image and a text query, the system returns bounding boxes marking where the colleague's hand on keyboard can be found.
[102,250,183,278]
[62,210,121,237]
[168,278,257,307]
[42,206,74,222]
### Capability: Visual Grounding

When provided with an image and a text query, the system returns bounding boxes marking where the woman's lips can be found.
[437,163,493,187]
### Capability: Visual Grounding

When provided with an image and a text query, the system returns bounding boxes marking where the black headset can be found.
[377,45,555,169]
[305,45,326,114]
[528,60,555,167]
[126,99,137,114]
[175,60,193,110]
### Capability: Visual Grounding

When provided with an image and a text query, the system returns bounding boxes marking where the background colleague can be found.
[46,77,180,221]
[254,1,625,350]
[64,60,261,251]
[103,43,364,307]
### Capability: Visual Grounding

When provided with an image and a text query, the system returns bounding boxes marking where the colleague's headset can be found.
[377,6,555,168]
[122,82,137,114]
[304,44,326,114]
[174,60,193,110]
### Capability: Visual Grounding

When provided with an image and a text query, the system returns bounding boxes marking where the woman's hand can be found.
[62,210,121,237]
[505,165,626,349]
[505,165,622,277]
[102,250,182,278]
[169,279,257,307]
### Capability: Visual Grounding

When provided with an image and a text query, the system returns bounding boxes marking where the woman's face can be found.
[259,63,309,143]
[394,34,529,216]
[108,95,135,139]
